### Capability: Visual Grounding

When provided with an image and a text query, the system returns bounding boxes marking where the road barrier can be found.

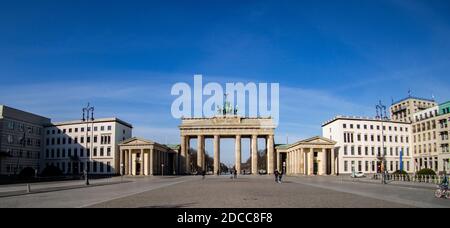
[372,174,447,185]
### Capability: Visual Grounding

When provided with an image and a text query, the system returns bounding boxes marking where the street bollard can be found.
[27,184,31,193]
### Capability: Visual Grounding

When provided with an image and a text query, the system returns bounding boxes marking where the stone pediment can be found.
[119,137,154,146]
[279,136,336,150]
[300,136,336,145]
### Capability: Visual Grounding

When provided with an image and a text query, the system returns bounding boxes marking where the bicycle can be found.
[434,184,450,199]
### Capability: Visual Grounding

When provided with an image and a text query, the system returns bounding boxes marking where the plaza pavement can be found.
[0,175,449,208]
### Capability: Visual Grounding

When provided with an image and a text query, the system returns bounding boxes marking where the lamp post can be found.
[376,100,388,184]
[82,103,94,186]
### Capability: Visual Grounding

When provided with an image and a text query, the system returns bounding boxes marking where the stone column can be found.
[331,148,336,175]
[276,151,281,172]
[309,149,315,175]
[267,135,274,174]
[197,135,204,171]
[119,149,123,175]
[320,148,326,175]
[214,135,220,175]
[291,150,295,174]
[286,151,292,174]
[251,135,258,175]
[122,150,126,175]
[128,149,132,175]
[294,150,298,174]
[235,135,241,174]
[301,148,305,175]
[186,138,190,174]
[148,149,153,176]
[140,149,144,176]
[180,136,186,174]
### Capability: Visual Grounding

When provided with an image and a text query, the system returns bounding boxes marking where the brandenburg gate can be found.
[179,115,276,175]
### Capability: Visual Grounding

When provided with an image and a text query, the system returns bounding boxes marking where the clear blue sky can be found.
[1,0,450,165]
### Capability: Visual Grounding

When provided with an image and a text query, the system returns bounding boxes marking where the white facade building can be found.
[322,116,412,175]
[43,118,132,175]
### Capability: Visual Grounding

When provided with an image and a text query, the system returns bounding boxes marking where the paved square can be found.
[1,175,449,208]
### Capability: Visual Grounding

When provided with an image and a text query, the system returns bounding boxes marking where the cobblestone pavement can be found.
[89,175,419,208]
[0,176,193,208]
[2,175,449,208]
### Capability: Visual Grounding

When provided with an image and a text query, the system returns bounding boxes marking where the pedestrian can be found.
[234,168,238,179]
[279,171,283,184]
[202,170,206,180]
[274,170,279,183]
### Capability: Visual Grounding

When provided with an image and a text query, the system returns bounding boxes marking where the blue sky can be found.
[1,0,450,165]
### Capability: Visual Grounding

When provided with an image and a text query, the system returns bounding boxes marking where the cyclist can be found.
[440,174,449,190]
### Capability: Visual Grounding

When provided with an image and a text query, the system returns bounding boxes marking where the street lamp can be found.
[82,103,94,186]
[161,163,164,176]
[376,100,388,184]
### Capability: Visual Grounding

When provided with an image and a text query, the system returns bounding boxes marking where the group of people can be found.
[274,170,283,183]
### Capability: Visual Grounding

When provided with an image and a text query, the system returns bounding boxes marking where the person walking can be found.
[233,168,238,179]
[274,170,279,183]
[202,170,206,180]
[278,171,283,184]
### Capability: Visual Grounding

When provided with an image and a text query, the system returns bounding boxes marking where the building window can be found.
[8,121,14,130]
[100,147,104,157]
[344,161,348,172]
[107,162,111,173]
[107,147,111,157]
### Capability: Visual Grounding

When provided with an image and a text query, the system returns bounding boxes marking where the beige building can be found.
[390,97,437,123]
[410,101,450,173]
[411,106,440,172]
[275,136,336,175]
[179,115,276,175]
[118,138,178,176]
